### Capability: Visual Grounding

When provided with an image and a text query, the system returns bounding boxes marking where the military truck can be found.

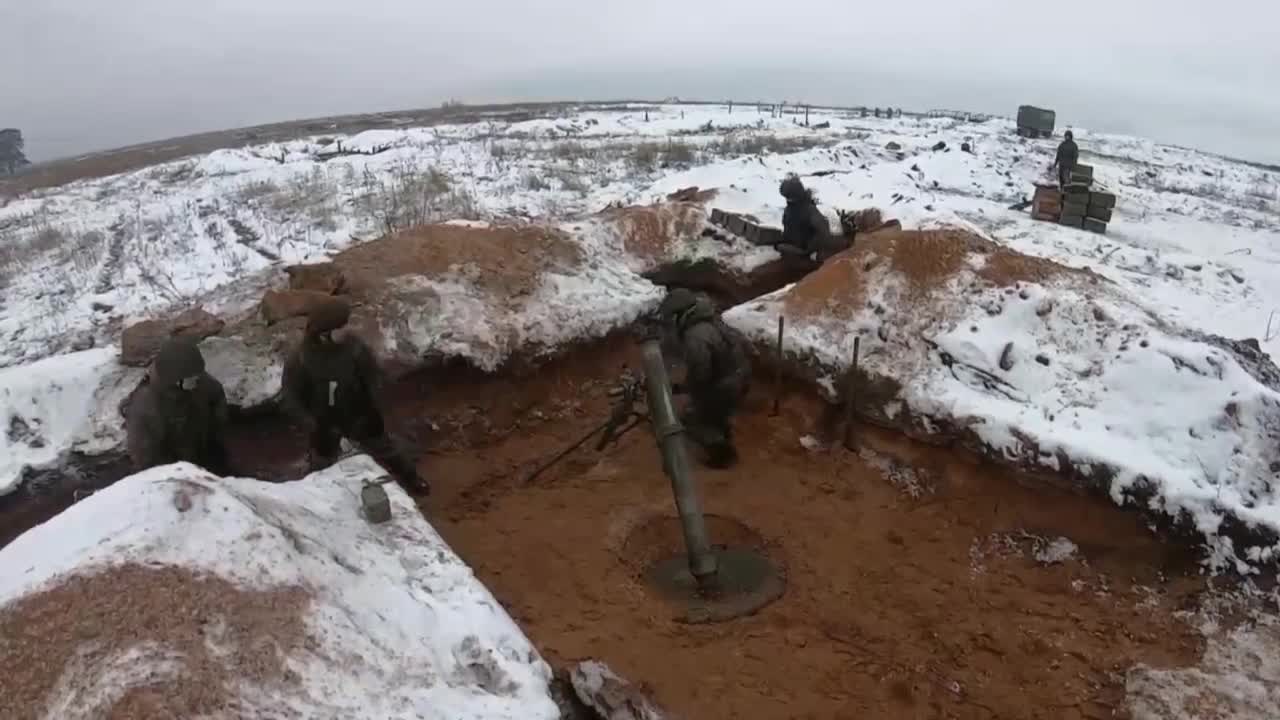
[1016,105,1056,138]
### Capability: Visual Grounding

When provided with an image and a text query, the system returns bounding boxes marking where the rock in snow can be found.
[0,457,559,720]
[569,660,670,720]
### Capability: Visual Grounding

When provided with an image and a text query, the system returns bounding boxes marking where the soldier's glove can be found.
[776,243,814,260]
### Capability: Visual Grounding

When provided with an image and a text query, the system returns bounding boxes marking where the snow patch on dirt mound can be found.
[0,349,143,496]
[726,229,1280,570]
[2,206,768,494]
[343,221,661,371]
[1127,595,1280,719]
[0,457,558,719]
[592,201,778,275]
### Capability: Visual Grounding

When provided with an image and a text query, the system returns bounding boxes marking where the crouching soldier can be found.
[778,174,846,267]
[659,289,752,468]
[281,299,431,496]
[127,337,232,475]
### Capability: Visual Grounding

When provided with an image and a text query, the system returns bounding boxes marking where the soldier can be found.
[658,289,752,469]
[281,299,430,496]
[778,174,845,267]
[126,338,232,476]
[1053,130,1079,188]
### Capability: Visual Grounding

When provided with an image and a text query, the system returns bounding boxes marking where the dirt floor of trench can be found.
[390,339,1211,719]
[1,336,1220,719]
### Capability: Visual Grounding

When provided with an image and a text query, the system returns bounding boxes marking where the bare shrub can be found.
[1247,179,1277,204]
[269,167,338,225]
[553,141,593,162]
[70,231,106,277]
[631,143,660,171]
[551,168,591,196]
[236,179,280,204]
[29,224,66,256]
[134,214,190,301]
[541,195,567,217]
[145,160,197,185]
[0,236,21,283]
[490,141,534,171]
[708,133,832,158]
[355,159,478,233]
[93,184,119,202]
[522,172,551,192]
[664,140,697,165]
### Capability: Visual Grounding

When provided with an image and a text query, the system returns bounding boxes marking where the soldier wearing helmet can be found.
[126,337,231,475]
[658,288,752,468]
[281,299,430,496]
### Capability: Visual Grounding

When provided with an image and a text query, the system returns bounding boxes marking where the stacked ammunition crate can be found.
[1031,184,1062,221]
[1057,164,1114,234]
[708,208,783,246]
[1029,166,1117,234]
[1084,189,1116,234]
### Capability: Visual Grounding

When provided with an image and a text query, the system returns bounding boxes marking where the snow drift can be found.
[0,456,559,720]
[726,228,1280,570]
[0,349,143,496]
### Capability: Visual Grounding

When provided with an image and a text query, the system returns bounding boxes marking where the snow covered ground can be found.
[2,101,1280,718]
[3,103,1276,372]
[0,348,142,491]
[0,457,558,719]
[2,101,1278,526]
[0,103,833,367]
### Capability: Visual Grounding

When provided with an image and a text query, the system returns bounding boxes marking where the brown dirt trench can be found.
[385,337,1203,720]
[2,335,1209,720]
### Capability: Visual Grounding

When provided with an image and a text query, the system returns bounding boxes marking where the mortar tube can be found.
[639,339,719,587]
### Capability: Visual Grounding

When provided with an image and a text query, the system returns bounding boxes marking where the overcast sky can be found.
[5,0,1278,164]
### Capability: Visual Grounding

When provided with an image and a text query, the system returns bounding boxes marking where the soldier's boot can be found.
[360,433,431,497]
[706,416,739,469]
[704,441,738,469]
[683,412,737,469]
[307,426,343,474]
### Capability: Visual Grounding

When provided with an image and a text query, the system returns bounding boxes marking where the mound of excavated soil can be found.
[336,223,584,298]
[0,563,310,719]
[783,228,1092,319]
[734,227,1280,572]
[602,202,709,265]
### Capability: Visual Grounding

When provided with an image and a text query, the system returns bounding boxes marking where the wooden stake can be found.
[771,316,785,416]
[842,336,861,450]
